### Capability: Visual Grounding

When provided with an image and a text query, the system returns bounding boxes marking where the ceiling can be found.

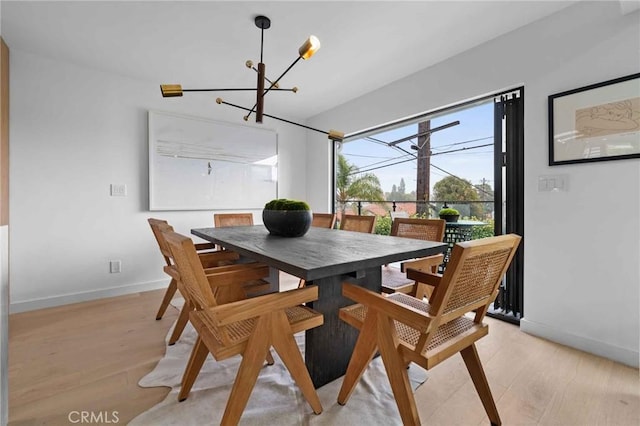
[1,1,579,120]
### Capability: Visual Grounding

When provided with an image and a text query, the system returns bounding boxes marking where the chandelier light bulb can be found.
[299,35,321,60]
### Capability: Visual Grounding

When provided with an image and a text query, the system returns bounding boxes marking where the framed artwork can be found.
[148,111,278,211]
[548,73,640,166]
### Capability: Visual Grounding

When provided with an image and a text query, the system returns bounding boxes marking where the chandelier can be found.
[160,15,343,142]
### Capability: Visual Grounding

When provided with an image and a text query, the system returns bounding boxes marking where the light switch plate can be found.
[110,184,127,197]
[538,175,568,192]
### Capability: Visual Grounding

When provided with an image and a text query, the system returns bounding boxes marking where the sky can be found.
[340,101,495,195]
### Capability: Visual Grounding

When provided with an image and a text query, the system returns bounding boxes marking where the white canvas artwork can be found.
[149,111,277,210]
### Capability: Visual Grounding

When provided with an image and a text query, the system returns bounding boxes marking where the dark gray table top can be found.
[192,225,447,281]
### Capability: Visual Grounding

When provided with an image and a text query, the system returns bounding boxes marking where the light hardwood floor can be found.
[8,284,639,425]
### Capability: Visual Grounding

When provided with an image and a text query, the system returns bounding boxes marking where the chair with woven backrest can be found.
[213,212,255,252]
[339,214,376,233]
[164,231,324,425]
[150,220,272,346]
[214,212,254,227]
[312,212,337,229]
[148,218,240,322]
[337,234,521,426]
[381,218,446,297]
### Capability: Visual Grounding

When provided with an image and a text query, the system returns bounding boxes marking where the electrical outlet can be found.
[110,260,121,273]
[110,184,127,197]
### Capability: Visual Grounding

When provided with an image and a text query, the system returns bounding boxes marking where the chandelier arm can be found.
[182,88,296,92]
[245,56,302,121]
[184,88,259,92]
[250,66,280,89]
[217,99,332,137]
[262,56,302,97]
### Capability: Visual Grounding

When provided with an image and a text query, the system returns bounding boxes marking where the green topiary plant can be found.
[438,207,459,216]
[263,198,312,237]
[264,198,310,211]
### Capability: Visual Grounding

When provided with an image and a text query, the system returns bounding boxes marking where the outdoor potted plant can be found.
[438,207,460,223]
[262,198,313,237]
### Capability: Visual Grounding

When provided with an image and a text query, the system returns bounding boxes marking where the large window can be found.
[335,89,524,323]
[337,100,495,230]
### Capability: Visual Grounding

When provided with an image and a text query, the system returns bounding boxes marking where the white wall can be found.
[9,49,308,312]
[307,1,640,367]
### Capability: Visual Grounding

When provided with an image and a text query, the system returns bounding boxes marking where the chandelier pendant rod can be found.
[246,56,302,122]
[260,24,265,63]
[255,22,268,122]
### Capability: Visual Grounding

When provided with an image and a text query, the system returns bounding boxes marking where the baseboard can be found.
[520,318,639,368]
[9,279,168,314]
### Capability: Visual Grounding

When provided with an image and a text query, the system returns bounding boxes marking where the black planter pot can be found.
[262,209,313,237]
[439,214,460,223]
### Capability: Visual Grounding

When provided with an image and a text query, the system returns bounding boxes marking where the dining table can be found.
[192,225,448,388]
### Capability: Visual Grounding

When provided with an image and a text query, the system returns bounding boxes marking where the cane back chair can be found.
[312,212,337,229]
[381,218,446,297]
[148,218,239,321]
[164,231,324,425]
[150,219,270,345]
[338,234,521,426]
[339,214,376,233]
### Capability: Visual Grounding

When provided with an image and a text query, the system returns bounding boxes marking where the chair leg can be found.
[413,282,434,301]
[178,336,209,402]
[168,300,191,345]
[460,344,501,426]
[271,311,322,414]
[265,350,275,366]
[377,314,421,426]
[221,315,272,426]
[337,312,379,405]
[156,278,177,320]
[297,279,306,289]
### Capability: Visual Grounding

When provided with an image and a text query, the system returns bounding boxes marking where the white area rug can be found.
[130,316,427,425]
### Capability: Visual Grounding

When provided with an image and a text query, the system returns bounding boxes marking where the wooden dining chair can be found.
[148,218,240,322]
[213,212,255,252]
[164,231,324,425]
[381,218,446,297]
[312,212,337,229]
[213,212,254,227]
[155,223,273,346]
[340,214,376,233]
[337,234,521,426]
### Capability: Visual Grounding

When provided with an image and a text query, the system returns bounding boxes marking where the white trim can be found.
[9,279,167,313]
[520,318,639,368]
